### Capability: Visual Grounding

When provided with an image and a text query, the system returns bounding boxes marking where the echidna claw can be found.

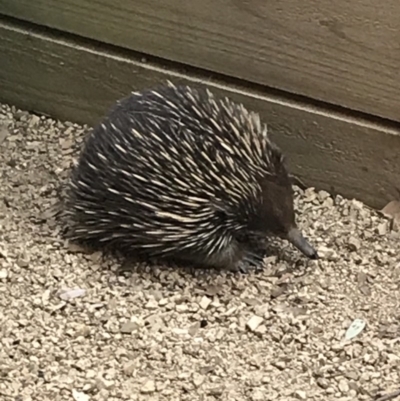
[238,264,250,274]
[237,251,265,274]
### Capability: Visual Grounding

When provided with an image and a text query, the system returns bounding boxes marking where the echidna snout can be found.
[286,227,319,259]
[256,175,318,260]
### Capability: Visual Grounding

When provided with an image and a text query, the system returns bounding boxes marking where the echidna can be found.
[63,82,318,272]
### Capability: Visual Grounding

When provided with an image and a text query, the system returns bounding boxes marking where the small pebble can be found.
[347,236,360,251]
[140,380,156,394]
[199,295,212,310]
[58,288,86,301]
[317,246,337,260]
[377,222,388,235]
[176,303,188,312]
[72,390,90,401]
[120,321,139,334]
[123,361,136,376]
[0,269,8,279]
[251,389,265,401]
[294,390,307,400]
[317,378,329,389]
[338,379,349,393]
[192,373,205,387]
[0,125,8,144]
[246,315,263,332]
[145,298,158,309]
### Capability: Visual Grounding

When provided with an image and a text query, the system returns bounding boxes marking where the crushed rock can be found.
[0,103,399,401]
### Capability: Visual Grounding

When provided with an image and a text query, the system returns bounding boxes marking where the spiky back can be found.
[64,82,287,257]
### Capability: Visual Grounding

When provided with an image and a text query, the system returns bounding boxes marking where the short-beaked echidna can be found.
[63,82,318,272]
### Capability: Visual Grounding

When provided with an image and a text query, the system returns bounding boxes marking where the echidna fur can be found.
[63,82,318,272]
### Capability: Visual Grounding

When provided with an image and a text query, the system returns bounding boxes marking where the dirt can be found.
[0,103,399,401]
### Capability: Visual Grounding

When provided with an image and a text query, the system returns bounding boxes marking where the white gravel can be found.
[0,103,399,401]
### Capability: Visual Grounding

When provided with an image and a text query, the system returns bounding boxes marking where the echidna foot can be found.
[237,250,266,274]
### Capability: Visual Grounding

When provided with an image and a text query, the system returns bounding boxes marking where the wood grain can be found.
[0,19,399,209]
[1,0,399,122]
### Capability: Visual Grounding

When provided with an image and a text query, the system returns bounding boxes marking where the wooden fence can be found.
[0,1,399,208]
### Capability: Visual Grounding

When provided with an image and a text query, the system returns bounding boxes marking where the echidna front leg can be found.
[239,250,266,273]
[204,240,264,273]
[199,239,244,272]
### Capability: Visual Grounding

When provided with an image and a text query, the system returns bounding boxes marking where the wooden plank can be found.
[0,19,399,210]
[1,0,399,122]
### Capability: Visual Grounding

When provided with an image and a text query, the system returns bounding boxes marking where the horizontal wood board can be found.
[0,20,399,210]
[1,0,399,122]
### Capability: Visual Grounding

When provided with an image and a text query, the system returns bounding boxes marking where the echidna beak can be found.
[286,227,319,260]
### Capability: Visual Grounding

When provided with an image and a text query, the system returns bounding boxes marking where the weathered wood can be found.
[1,0,399,122]
[0,20,399,209]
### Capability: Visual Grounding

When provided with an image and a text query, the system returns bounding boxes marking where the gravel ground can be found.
[1,103,400,401]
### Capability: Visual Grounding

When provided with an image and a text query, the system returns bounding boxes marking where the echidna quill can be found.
[63,82,318,272]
